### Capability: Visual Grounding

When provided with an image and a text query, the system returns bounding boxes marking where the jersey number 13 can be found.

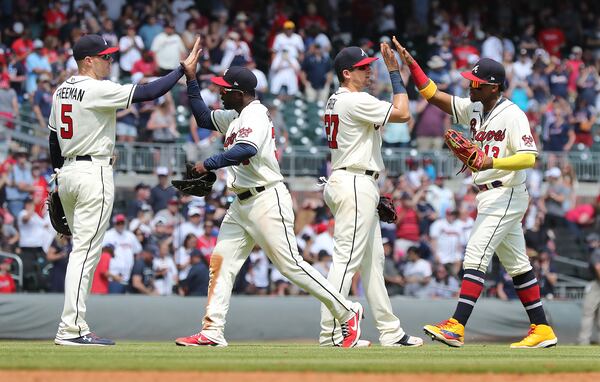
[324,114,339,149]
[60,104,73,139]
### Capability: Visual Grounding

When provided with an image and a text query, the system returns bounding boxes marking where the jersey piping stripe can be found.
[330,175,358,345]
[451,96,458,124]
[74,165,106,337]
[210,111,226,134]
[381,104,393,126]
[273,187,352,345]
[47,124,56,132]
[234,139,259,151]
[125,85,136,109]
[476,187,514,271]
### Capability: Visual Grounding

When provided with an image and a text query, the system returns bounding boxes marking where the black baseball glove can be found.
[47,190,72,236]
[171,163,216,197]
[377,196,397,224]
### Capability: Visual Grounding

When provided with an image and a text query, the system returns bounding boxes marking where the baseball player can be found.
[174,56,364,347]
[318,44,423,347]
[49,35,202,346]
[393,37,557,348]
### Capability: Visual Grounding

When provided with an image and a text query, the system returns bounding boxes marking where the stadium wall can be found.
[0,294,588,344]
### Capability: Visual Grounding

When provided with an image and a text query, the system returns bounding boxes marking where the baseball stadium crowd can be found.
[1,0,600,299]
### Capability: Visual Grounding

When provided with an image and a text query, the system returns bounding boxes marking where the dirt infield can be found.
[4,371,600,382]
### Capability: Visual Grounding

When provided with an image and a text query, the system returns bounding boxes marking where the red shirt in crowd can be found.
[197,235,217,262]
[131,58,158,76]
[91,252,111,294]
[395,206,420,242]
[11,38,32,57]
[32,176,48,217]
[453,45,479,69]
[565,204,596,225]
[538,28,565,58]
[44,7,67,37]
[0,273,16,293]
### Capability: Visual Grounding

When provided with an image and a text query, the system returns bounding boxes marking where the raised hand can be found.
[392,36,414,66]
[380,41,399,72]
[182,37,203,79]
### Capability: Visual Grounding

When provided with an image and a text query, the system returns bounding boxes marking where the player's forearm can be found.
[491,153,536,171]
[131,66,184,103]
[203,143,258,170]
[187,79,217,131]
[48,130,64,169]
[406,58,452,114]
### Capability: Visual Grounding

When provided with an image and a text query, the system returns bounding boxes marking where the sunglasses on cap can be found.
[470,80,496,89]
[221,87,244,94]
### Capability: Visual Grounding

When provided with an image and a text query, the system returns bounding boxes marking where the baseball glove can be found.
[171,163,216,197]
[47,190,72,236]
[444,129,487,173]
[377,196,397,223]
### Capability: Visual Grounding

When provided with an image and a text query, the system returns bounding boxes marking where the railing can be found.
[0,252,23,290]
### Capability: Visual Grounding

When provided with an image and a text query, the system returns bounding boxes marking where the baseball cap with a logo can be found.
[73,34,119,61]
[211,66,257,92]
[334,46,378,75]
[461,57,506,85]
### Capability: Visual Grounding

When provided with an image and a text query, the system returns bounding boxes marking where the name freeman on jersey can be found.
[56,86,86,102]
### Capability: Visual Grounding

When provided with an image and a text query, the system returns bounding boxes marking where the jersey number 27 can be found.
[324,114,339,149]
[60,104,73,139]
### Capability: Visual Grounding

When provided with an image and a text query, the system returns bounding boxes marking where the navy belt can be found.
[339,167,379,180]
[477,180,503,192]
[76,155,113,165]
[237,186,266,200]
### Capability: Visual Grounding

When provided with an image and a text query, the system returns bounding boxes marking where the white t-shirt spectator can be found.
[119,35,144,72]
[481,35,503,63]
[403,258,432,280]
[430,218,463,264]
[272,32,305,59]
[153,255,178,295]
[151,32,186,70]
[103,228,142,283]
[310,232,334,256]
[174,246,193,280]
[18,210,49,248]
[269,52,300,96]
[246,249,270,288]
[172,221,204,249]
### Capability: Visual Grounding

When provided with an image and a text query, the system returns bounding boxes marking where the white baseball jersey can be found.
[48,76,136,157]
[451,95,537,187]
[325,87,393,172]
[210,100,283,192]
[429,218,463,264]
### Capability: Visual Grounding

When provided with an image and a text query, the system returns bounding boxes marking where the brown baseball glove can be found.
[47,190,72,236]
[377,196,397,223]
[444,129,487,173]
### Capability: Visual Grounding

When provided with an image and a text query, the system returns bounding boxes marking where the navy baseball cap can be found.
[461,58,505,84]
[334,46,378,74]
[211,66,257,92]
[73,34,119,61]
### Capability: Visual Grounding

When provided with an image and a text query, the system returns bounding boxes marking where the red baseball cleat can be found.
[175,332,227,347]
[341,302,364,348]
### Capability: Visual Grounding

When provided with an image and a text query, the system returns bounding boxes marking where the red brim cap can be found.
[98,46,119,55]
[211,76,233,87]
[460,71,486,82]
[353,57,378,67]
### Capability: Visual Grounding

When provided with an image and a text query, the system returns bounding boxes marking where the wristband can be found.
[408,60,430,88]
[419,80,438,100]
[389,70,406,94]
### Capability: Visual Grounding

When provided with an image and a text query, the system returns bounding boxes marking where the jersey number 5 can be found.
[60,104,73,139]
[324,114,339,149]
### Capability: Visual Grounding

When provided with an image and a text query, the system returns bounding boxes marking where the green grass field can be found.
[1,341,600,373]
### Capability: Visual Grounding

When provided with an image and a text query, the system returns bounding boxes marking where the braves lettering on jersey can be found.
[451,96,537,186]
[324,87,392,172]
[210,100,283,192]
[48,76,135,157]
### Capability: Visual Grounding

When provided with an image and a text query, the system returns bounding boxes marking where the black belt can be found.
[76,155,113,165]
[237,186,266,200]
[477,180,503,191]
[339,167,379,180]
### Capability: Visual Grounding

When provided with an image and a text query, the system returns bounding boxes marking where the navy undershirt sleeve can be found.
[131,66,184,103]
[203,143,258,170]
[48,130,63,169]
[187,79,216,131]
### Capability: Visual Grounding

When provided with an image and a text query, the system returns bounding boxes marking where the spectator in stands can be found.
[153,238,178,296]
[246,59,268,98]
[425,264,459,299]
[512,49,533,83]
[272,20,305,61]
[197,219,217,260]
[175,233,196,282]
[216,31,252,73]
[383,237,403,296]
[402,246,432,298]
[32,75,52,131]
[538,18,565,58]
[578,233,600,345]
[548,58,570,99]
[394,192,420,258]
[10,22,32,58]
[496,266,518,300]
[0,72,18,129]
[270,48,301,99]
[0,213,19,253]
[533,248,558,299]
[181,19,198,51]
[46,235,71,293]
[245,245,270,294]
[6,147,33,219]
[138,15,164,50]
[17,197,49,291]
[153,196,184,228]
[542,167,571,228]
[118,21,144,79]
[172,206,203,250]
[413,97,450,150]
[129,249,157,295]
[566,194,600,232]
[25,39,51,96]
[430,209,463,277]
[426,176,455,217]
[0,258,16,293]
[181,249,209,296]
[115,103,139,142]
[131,50,158,77]
[91,244,113,295]
[104,214,142,294]
[300,43,333,104]
[148,94,178,147]
[571,96,597,148]
[7,50,27,102]
[150,166,177,212]
[527,59,551,104]
[542,97,575,152]
[151,22,186,76]
[126,183,151,220]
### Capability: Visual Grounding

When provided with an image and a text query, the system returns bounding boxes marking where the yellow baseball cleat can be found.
[510,324,558,349]
[423,318,464,348]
